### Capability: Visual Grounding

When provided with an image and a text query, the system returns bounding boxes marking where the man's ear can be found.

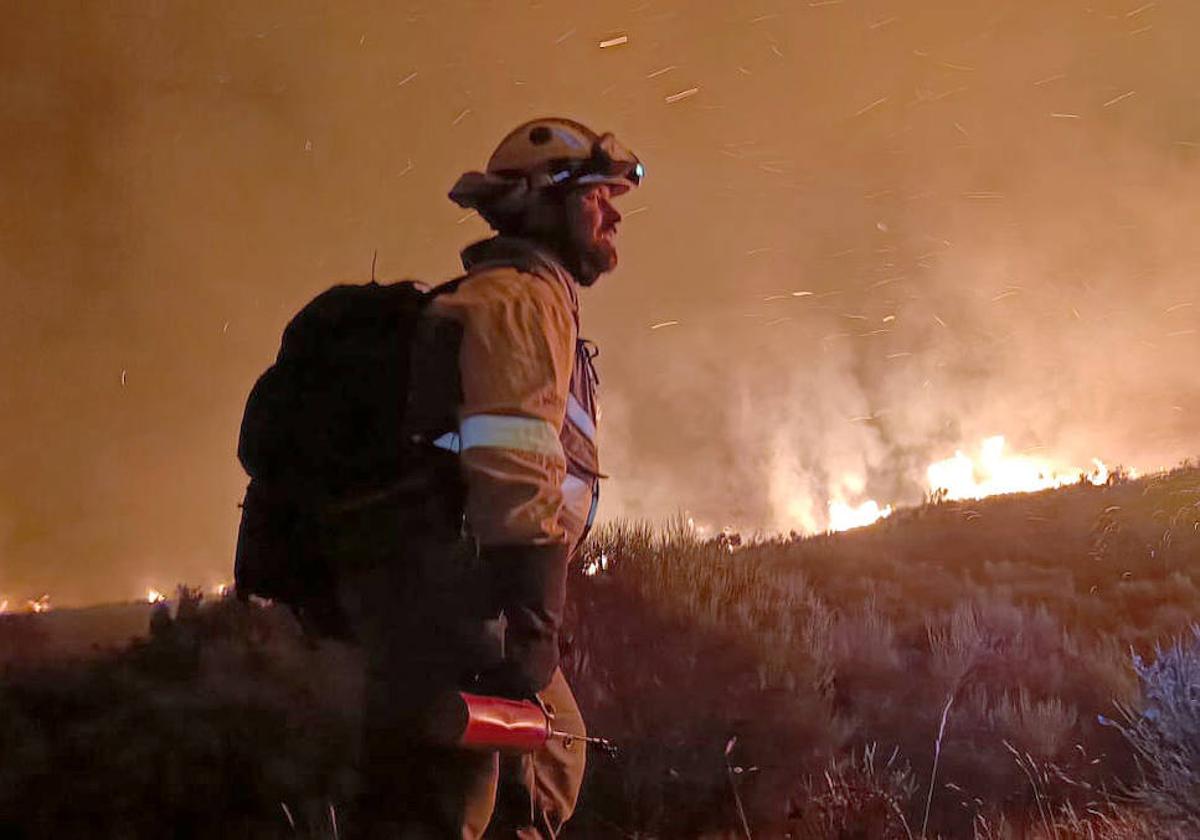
[522,192,571,237]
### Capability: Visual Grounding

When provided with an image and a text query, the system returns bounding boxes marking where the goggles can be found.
[547,133,644,190]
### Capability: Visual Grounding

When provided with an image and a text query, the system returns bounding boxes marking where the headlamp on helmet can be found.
[450,118,642,220]
[544,133,644,193]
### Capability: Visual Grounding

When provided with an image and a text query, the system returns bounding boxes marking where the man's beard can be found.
[525,204,619,286]
[574,236,618,287]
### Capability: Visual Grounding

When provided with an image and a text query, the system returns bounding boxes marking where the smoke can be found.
[2,1,1198,602]
[599,129,1200,531]
[596,14,1200,531]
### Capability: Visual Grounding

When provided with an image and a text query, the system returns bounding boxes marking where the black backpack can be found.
[234,279,459,639]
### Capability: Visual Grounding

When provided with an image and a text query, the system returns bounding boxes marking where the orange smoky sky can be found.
[2,1,1198,605]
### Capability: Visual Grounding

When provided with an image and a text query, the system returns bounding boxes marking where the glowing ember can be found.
[27,594,51,613]
[146,588,167,604]
[582,553,609,577]
[927,436,1108,501]
[828,499,892,532]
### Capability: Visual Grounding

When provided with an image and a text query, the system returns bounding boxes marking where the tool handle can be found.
[551,729,619,758]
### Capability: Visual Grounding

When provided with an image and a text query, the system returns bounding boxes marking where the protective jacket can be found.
[412,235,601,696]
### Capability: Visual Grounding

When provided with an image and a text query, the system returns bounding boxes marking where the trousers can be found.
[331,509,585,839]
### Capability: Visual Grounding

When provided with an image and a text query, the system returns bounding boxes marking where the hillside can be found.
[567,465,1200,837]
[0,601,158,664]
[1,466,1197,838]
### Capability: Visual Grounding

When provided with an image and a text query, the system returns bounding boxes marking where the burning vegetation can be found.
[829,434,1116,532]
[2,3,1199,835]
[1,463,1198,837]
[692,433,1120,538]
[26,595,51,614]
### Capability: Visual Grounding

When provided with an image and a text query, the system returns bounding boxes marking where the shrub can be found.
[786,744,918,839]
[1108,624,1200,832]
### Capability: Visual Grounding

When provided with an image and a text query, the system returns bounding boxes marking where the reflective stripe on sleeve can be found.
[432,432,461,453]
[461,414,565,458]
[565,394,596,442]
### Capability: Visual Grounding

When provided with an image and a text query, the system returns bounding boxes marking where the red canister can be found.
[455,691,552,753]
[423,691,552,753]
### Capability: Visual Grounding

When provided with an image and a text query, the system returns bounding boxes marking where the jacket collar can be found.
[460,236,579,315]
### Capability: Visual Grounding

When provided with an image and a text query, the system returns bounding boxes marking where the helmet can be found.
[486,117,644,194]
[450,118,642,220]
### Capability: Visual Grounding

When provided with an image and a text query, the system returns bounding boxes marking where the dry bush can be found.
[974,801,1175,840]
[785,745,918,840]
[566,521,849,836]
[1106,625,1200,834]
[927,603,989,690]
[0,592,358,839]
[988,689,1078,761]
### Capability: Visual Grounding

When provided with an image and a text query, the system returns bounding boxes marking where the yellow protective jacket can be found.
[411,236,601,696]
[424,236,601,555]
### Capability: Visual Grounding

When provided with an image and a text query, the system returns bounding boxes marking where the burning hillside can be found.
[2,465,1198,837]
[826,434,1117,532]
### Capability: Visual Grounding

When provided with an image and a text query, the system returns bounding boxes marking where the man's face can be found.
[563,184,623,286]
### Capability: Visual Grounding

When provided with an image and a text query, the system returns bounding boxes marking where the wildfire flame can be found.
[0,599,8,614]
[212,582,229,597]
[27,594,51,613]
[927,435,1108,501]
[829,499,892,532]
[824,435,1111,533]
[582,553,609,577]
[146,588,167,605]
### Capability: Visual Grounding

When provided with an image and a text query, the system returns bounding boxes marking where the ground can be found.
[2,465,1198,838]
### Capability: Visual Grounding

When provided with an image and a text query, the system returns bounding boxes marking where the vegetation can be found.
[1,465,1198,837]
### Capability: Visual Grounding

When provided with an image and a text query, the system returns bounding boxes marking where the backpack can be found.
[234,279,459,639]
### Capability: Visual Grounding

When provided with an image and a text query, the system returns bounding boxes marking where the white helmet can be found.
[486,117,643,193]
[450,117,642,221]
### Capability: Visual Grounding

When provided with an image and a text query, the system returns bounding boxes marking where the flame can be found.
[27,594,51,613]
[825,471,893,532]
[828,499,892,532]
[927,435,1108,501]
[582,553,609,577]
[146,588,167,604]
[0,599,8,614]
[212,582,229,597]
[817,435,1111,534]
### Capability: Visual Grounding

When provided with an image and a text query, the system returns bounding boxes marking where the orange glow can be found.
[818,436,1111,534]
[27,594,51,613]
[828,499,892,532]
[146,588,166,604]
[927,436,1109,501]
[582,553,609,576]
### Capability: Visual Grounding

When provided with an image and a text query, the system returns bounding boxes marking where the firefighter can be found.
[341,118,641,838]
